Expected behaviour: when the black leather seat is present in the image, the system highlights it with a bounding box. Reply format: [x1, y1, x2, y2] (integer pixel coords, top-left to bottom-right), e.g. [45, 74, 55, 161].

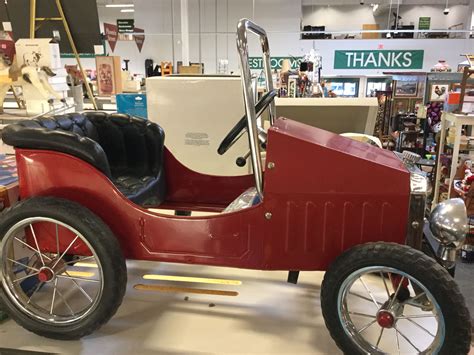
[1, 112, 166, 206]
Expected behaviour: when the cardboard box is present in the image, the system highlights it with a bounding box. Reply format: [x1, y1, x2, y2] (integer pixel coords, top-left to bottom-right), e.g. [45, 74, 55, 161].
[96, 56, 123, 96]
[178, 64, 203, 74]
[15, 38, 61, 70]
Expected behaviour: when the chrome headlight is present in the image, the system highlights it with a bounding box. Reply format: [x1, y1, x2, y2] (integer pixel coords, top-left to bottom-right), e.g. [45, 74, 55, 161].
[429, 198, 468, 248]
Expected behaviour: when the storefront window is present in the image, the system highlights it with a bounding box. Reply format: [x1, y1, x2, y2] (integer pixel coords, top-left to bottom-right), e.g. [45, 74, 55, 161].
[366, 78, 391, 97]
[324, 78, 360, 98]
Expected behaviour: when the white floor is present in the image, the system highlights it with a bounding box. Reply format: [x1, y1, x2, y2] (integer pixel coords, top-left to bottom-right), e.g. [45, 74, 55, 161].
[0, 261, 342, 355]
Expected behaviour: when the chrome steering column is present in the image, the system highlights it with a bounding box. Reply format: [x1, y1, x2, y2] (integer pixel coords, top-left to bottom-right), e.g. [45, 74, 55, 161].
[236, 19, 275, 200]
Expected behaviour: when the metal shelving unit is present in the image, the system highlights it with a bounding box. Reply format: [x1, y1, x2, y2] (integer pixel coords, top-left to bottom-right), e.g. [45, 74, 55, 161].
[433, 112, 474, 206]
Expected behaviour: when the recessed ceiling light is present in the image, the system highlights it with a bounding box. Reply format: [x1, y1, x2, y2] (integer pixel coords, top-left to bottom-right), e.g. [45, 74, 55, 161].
[106, 4, 134, 8]
[120, 8, 134, 12]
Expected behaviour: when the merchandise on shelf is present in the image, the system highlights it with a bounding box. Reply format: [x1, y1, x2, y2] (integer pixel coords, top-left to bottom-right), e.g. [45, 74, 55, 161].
[431, 60, 452, 73]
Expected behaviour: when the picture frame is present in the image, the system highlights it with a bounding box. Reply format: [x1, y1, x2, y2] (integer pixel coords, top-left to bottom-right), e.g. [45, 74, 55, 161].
[394, 80, 419, 97]
[95, 55, 122, 96]
[391, 97, 410, 116]
[429, 84, 450, 102]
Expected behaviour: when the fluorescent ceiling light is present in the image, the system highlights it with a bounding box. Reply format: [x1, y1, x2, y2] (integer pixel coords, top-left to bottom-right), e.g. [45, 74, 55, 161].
[106, 4, 134, 8]
[120, 8, 134, 12]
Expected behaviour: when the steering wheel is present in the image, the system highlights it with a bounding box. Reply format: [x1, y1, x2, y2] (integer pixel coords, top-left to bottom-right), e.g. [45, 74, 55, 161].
[217, 90, 277, 155]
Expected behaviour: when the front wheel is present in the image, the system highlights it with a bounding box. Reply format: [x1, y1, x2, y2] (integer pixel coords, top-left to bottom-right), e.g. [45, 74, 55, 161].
[321, 242, 471, 355]
[0, 197, 127, 339]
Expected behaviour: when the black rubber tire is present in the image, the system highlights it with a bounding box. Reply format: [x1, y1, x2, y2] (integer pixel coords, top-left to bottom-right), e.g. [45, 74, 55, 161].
[320, 242, 471, 355]
[0, 197, 127, 340]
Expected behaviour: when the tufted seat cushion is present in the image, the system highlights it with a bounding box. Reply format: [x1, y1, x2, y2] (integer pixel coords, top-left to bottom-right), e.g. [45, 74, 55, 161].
[1, 112, 166, 206]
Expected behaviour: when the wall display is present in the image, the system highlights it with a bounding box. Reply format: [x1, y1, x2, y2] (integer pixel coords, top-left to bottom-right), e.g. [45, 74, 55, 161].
[394, 81, 418, 97]
[334, 50, 424, 70]
[430, 84, 450, 101]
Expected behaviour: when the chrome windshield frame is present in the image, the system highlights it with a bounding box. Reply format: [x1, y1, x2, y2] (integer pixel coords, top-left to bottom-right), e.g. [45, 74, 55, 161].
[236, 18, 275, 200]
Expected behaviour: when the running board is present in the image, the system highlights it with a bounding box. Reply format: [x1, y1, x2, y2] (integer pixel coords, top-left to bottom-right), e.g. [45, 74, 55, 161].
[134, 284, 239, 296]
[142, 274, 242, 285]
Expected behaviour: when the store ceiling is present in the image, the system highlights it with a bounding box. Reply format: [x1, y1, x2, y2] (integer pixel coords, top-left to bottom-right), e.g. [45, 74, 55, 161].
[302, 0, 470, 5]
[96, 0, 135, 6]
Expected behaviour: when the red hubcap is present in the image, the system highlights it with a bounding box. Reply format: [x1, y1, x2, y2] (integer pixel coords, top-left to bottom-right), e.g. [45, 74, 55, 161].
[377, 311, 394, 328]
[37, 267, 54, 282]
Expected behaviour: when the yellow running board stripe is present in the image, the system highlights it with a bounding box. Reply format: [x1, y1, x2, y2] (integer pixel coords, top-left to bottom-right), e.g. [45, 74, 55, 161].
[142, 274, 242, 286]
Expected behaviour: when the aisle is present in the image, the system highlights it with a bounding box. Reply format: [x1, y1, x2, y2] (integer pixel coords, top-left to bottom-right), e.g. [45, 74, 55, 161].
[0, 261, 341, 355]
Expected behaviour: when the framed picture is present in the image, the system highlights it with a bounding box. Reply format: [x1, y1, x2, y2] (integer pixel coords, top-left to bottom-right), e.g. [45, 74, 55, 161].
[95, 56, 122, 96]
[392, 98, 410, 116]
[430, 84, 449, 102]
[394, 81, 418, 97]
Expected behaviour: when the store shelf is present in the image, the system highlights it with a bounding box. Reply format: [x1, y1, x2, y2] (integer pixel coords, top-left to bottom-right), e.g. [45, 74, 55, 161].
[433, 112, 474, 206]
[275, 97, 378, 106]
[446, 144, 474, 151]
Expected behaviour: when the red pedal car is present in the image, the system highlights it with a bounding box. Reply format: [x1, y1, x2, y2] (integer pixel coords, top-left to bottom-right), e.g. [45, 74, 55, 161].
[0, 20, 471, 354]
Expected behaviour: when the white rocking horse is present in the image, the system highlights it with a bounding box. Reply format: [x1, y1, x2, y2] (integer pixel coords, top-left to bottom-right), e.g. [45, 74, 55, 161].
[0, 53, 64, 113]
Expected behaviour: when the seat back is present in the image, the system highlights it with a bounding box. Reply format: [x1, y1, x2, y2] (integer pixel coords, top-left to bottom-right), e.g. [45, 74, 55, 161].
[2, 112, 167, 206]
[82, 112, 165, 179]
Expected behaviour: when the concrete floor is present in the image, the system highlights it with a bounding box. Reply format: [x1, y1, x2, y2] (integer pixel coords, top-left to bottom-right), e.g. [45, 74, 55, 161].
[1, 259, 472, 354]
[0, 261, 341, 355]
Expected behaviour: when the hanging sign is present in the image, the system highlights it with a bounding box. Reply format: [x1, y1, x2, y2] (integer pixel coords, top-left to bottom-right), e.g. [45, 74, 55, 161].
[133, 27, 145, 52]
[418, 17, 431, 30]
[249, 56, 303, 70]
[117, 19, 135, 34]
[104, 23, 118, 52]
[334, 50, 424, 70]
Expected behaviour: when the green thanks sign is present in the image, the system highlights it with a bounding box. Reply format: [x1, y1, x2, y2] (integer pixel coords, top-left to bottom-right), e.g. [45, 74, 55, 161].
[249, 57, 302, 70]
[334, 50, 424, 70]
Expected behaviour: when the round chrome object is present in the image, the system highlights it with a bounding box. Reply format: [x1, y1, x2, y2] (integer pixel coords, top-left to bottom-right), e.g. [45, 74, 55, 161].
[429, 198, 468, 248]
[338, 266, 445, 354]
[0, 217, 104, 325]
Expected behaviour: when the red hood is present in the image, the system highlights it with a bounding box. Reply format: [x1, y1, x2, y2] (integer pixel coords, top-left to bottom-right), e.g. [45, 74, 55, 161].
[271, 117, 407, 174]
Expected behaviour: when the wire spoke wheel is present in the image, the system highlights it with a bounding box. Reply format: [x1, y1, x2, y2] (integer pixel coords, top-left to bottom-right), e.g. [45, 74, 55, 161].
[0, 197, 126, 339]
[321, 242, 472, 355]
[339, 267, 443, 354]
[1, 217, 104, 324]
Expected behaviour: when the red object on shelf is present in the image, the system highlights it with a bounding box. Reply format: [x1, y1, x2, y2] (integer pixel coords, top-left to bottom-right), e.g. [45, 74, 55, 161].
[447, 91, 461, 105]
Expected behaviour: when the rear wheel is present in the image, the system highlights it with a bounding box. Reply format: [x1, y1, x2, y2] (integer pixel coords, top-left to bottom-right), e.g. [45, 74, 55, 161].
[0, 197, 127, 339]
[321, 242, 471, 355]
